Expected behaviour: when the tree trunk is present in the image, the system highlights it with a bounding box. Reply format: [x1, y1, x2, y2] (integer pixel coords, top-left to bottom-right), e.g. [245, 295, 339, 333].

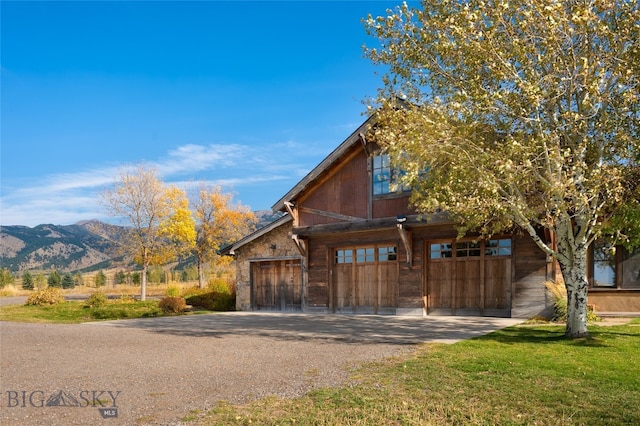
[141, 264, 147, 301]
[197, 257, 205, 289]
[556, 242, 590, 338]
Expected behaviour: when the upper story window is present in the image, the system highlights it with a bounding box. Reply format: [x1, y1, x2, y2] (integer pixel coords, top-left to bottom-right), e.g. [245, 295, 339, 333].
[372, 154, 410, 196]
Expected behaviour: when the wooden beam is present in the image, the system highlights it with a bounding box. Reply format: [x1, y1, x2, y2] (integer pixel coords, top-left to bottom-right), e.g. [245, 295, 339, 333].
[397, 224, 413, 267]
[292, 212, 452, 236]
[359, 132, 373, 156]
[298, 206, 366, 223]
[291, 234, 307, 258]
[284, 201, 297, 224]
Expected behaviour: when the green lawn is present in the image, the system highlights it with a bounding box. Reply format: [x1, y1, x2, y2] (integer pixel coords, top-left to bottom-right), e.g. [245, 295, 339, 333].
[0, 300, 166, 323]
[198, 321, 640, 425]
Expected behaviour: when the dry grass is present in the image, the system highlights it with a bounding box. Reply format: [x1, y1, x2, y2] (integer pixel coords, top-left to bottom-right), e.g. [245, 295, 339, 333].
[0, 281, 203, 298]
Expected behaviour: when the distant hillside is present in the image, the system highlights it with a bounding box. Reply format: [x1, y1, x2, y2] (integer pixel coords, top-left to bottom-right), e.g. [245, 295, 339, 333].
[0, 211, 283, 273]
[254, 210, 285, 228]
[0, 221, 122, 273]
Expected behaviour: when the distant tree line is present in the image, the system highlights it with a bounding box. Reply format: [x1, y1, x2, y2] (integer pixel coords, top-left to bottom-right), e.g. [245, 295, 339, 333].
[13, 266, 213, 291]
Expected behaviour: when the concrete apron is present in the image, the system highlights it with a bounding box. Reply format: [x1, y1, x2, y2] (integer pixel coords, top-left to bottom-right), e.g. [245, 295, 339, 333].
[90, 312, 524, 345]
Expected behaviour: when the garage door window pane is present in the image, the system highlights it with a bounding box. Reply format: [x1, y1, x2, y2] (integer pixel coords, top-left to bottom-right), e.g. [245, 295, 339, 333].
[336, 249, 353, 264]
[356, 248, 375, 263]
[486, 239, 511, 256]
[456, 241, 481, 257]
[430, 243, 453, 259]
[378, 246, 397, 262]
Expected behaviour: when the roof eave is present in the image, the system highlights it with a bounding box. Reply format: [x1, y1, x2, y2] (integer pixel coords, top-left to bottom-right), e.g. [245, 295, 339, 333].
[271, 113, 377, 213]
[219, 214, 292, 256]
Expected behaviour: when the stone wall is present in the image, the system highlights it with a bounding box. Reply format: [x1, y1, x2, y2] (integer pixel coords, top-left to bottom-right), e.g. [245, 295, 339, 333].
[233, 220, 302, 311]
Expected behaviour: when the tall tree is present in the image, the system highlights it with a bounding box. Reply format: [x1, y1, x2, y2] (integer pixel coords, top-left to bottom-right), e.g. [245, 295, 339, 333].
[94, 270, 107, 287]
[192, 186, 256, 288]
[34, 273, 46, 290]
[73, 273, 84, 288]
[62, 272, 76, 289]
[22, 270, 34, 290]
[158, 186, 197, 262]
[47, 270, 62, 288]
[364, 0, 639, 337]
[102, 165, 195, 300]
[0, 268, 14, 288]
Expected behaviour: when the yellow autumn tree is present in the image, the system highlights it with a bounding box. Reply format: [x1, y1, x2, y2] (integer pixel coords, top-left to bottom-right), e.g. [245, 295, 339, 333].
[364, 0, 639, 337]
[158, 186, 197, 261]
[102, 165, 195, 300]
[192, 186, 256, 288]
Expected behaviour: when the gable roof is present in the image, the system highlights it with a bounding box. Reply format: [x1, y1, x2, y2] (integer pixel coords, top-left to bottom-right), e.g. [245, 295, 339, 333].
[271, 114, 377, 213]
[219, 214, 292, 256]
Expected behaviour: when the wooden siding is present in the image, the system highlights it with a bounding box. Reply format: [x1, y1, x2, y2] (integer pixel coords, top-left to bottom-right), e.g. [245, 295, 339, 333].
[372, 195, 413, 219]
[296, 146, 415, 227]
[307, 238, 329, 308]
[398, 240, 423, 309]
[298, 148, 369, 227]
[512, 235, 548, 317]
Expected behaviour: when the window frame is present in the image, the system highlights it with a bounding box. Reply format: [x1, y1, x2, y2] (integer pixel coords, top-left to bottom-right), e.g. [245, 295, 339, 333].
[429, 238, 512, 260]
[372, 154, 411, 196]
[334, 245, 399, 265]
[588, 242, 640, 290]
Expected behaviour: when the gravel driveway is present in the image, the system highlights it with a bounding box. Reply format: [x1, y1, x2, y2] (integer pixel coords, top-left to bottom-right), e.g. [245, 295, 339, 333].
[1, 312, 521, 425]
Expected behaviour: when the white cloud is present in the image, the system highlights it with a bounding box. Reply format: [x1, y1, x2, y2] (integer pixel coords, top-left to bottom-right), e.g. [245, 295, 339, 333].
[0, 139, 327, 227]
[157, 144, 245, 176]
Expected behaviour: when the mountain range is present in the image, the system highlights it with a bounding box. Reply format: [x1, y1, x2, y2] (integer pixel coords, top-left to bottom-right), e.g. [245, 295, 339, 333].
[0, 211, 281, 273]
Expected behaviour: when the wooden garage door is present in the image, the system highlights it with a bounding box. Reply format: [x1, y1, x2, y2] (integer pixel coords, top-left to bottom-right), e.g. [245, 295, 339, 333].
[427, 239, 512, 316]
[252, 260, 302, 311]
[333, 246, 398, 314]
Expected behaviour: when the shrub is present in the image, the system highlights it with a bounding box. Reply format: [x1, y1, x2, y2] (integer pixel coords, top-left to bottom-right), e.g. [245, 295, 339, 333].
[181, 278, 235, 311]
[165, 284, 181, 297]
[85, 292, 108, 308]
[185, 292, 216, 310]
[0, 284, 18, 297]
[159, 296, 187, 314]
[208, 277, 235, 294]
[185, 279, 235, 311]
[544, 280, 600, 322]
[182, 285, 206, 298]
[25, 288, 65, 306]
[119, 294, 136, 303]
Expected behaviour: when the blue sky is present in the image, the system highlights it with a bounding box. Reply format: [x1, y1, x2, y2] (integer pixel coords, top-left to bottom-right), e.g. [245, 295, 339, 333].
[1, 0, 400, 227]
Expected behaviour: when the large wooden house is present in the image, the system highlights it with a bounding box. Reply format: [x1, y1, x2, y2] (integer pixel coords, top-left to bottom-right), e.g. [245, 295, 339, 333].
[224, 116, 640, 317]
